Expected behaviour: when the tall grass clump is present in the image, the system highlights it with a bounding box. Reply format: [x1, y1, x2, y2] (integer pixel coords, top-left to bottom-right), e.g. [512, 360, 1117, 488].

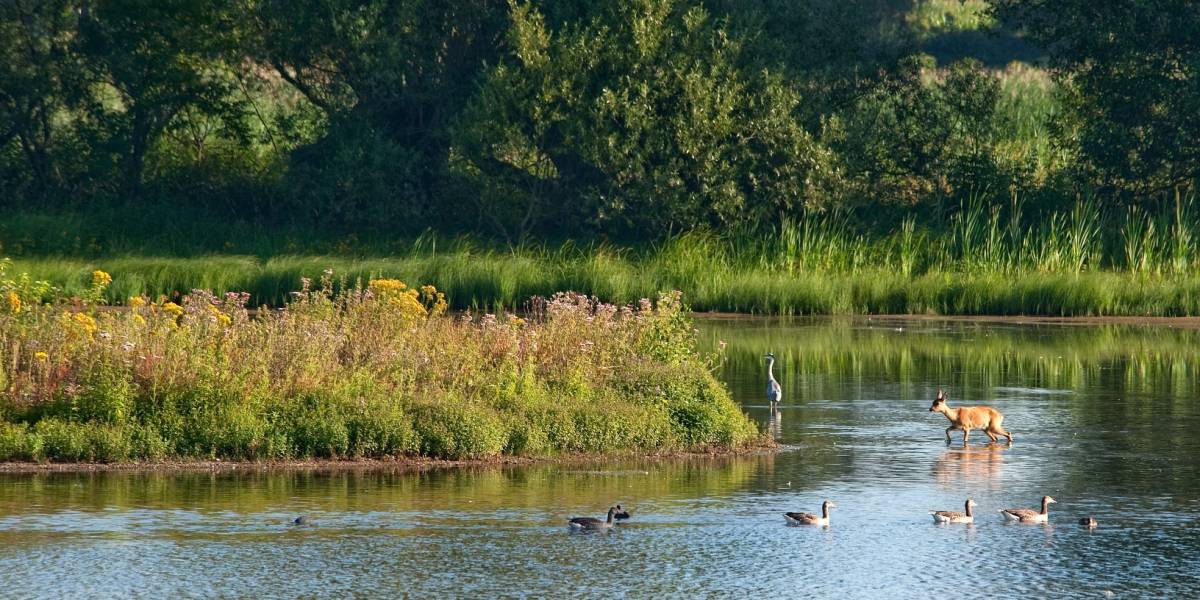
[0, 268, 760, 463]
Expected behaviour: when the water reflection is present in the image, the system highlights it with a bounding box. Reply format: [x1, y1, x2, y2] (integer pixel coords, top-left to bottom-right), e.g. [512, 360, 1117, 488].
[767, 406, 783, 440]
[932, 444, 1007, 488]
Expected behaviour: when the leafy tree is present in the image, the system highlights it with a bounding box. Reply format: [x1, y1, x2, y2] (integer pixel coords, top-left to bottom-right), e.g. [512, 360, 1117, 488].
[992, 0, 1200, 195]
[246, 0, 507, 225]
[830, 56, 1009, 207]
[0, 0, 81, 197]
[456, 0, 837, 240]
[74, 0, 246, 192]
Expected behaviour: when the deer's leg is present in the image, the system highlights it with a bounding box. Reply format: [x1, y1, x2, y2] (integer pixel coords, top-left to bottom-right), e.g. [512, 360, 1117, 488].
[962, 427, 971, 446]
[945, 426, 956, 444]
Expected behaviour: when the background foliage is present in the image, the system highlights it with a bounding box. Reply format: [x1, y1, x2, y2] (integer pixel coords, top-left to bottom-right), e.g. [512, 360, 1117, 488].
[3, 0, 1197, 244]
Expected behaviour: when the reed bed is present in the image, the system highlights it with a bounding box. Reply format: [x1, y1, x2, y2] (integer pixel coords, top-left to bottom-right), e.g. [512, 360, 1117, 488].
[0, 273, 759, 463]
[6, 194, 1200, 317]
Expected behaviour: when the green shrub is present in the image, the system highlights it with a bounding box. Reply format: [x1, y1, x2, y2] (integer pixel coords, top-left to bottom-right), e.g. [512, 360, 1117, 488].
[74, 366, 136, 424]
[282, 392, 351, 459]
[35, 419, 90, 462]
[412, 402, 507, 459]
[0, 422, 40, 461]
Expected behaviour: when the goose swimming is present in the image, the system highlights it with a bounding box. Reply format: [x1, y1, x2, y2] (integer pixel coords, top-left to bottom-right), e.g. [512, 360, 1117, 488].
[931, 499, 977, 524]
[1000, 496, 1056, 523]
[785, 500, 835, 526]
[569, 507, 619, 531]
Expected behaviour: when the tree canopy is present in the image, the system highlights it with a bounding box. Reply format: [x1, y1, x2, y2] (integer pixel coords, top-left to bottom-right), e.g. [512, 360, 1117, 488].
[1, 0, 1196, 240]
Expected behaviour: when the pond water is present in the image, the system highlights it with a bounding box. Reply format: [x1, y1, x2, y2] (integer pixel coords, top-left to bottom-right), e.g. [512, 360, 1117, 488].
[3, 317, 1200, 598]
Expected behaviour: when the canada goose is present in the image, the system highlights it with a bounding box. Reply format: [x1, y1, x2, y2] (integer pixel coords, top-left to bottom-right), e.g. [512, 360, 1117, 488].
[614, 505, 631, 520]
[569, 507, 618, 531]
[293, 515, 313, 525]
[1000, 496, 1056, 523]
[931, 499, 977, 524]
[785, 500, 835, 526]
[1080, 517, 1097, 528]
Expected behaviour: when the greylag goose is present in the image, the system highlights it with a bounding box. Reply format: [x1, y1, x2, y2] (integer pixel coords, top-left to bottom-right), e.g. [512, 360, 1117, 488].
[569, 507, 618, 531]
[931, 499, 977, 524]
[785, 500, 835, 526]
[999, 496, 1056, 523]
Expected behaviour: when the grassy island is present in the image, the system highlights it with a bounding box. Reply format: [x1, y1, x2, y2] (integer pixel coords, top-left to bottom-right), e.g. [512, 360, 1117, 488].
[0, 267, 759, 463]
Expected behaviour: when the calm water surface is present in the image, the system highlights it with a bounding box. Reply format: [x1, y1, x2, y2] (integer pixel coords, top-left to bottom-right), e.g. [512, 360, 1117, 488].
[3, 318, 1200, 598]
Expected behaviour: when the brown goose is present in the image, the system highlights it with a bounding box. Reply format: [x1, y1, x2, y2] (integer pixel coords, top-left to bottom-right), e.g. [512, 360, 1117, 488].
[784, 500, 835, 526]
[999, 495, 1056, 523]
[569, 507, 618, 531]
[931, 499, 977, 524]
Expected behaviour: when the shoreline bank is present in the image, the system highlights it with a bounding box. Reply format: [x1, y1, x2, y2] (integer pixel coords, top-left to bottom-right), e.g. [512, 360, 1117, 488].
[0, 441, 781, 474]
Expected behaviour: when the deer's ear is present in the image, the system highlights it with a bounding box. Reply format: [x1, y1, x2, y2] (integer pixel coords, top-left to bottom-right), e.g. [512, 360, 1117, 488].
[936, 389, 945, 400]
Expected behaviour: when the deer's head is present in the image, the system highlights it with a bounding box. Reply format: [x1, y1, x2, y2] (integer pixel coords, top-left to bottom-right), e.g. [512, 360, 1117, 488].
[929, 389, 948, 413]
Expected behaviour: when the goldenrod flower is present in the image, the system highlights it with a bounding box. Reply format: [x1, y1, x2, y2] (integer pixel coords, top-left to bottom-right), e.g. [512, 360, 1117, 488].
[217, 313, 232, 327]
[132, 314, 146, 325]
[34, 351, 48, 362]
[162, 302, 184, 317]
[369, 279, 407, 294]
[92, 270, 112, 287]
[73, 312, 97, 333]
[5, 291, 20, 313]
[129, 296, 147, 308]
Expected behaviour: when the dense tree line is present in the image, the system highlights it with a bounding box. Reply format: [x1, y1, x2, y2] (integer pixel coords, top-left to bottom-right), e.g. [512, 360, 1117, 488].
[1, 0, 1197, 241]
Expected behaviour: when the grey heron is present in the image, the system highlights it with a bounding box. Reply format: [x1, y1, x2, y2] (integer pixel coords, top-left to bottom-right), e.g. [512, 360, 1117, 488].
[765, 352, 782, 411]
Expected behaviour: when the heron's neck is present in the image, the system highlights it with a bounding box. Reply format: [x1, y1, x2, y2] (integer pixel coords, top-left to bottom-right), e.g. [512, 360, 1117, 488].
[767, 359, 776, 380]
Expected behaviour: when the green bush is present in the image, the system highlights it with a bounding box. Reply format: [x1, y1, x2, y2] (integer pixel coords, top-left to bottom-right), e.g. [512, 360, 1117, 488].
[35, 419, 90, 461]
[74, 366, 136, 424]
[0, 422, 40, 461]
[412, 402, 508, 460]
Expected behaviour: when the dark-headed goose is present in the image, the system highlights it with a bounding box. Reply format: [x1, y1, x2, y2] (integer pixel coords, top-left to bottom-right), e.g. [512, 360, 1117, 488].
[569, 507, 618, 531]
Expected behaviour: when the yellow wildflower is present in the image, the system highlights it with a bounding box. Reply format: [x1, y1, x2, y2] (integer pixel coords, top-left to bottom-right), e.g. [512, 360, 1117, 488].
[132, 314, 146, 325]
[92, 270, 112, 287]
[73, 312, 97, 333]
[162, 302, 184, 317]
[129, 296, 147, 308]
[216, 313, 232, 327]
[35, 351, 48, 362]
[5, 291, 20, 313]
[369, 279, 408, 294]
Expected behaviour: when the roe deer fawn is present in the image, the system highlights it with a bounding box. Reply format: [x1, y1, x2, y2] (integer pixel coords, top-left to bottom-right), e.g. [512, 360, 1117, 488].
[928, 389, 1013, 445]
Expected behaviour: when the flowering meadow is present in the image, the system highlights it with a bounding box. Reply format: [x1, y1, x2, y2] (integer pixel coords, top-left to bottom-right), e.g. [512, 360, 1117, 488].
[0, 262, 758, 462]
